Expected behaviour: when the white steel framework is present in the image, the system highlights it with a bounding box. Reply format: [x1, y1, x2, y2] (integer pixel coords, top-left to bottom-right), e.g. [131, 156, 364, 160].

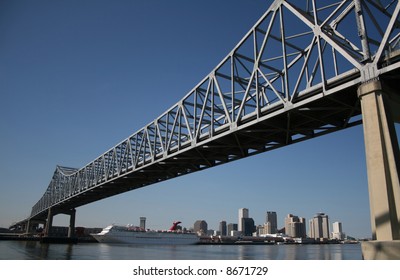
[25, 0, 400, 223]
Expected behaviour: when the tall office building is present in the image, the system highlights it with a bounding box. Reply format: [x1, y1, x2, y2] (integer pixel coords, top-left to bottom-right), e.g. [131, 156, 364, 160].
[238, 208, 249, 232]
[284, 214, 306, 238]
[227, 223, 238, 236]
[194, 220, 208, 235]
[241, 218, 256, 236]
[139, 217, 146, 230]
[266, 211, 278, 234]
[219, 221, 227, 236]
[332, 221, 345, 240]
[309, 212, 330, 240]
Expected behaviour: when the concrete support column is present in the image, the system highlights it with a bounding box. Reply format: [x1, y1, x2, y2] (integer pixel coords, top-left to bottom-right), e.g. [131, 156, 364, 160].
[358, 79, 400, 241]
[44, 208, 54, 237]
[25, 220, 31, 234]
[68, 209, 76, 238]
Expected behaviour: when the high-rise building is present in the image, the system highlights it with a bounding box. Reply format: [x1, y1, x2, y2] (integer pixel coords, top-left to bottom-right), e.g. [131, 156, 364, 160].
[227, 223, 238, 236]
[332, 221, 345, 240]
[257, 223, 271, 236]
[194, 220, 208, 235]
[238, 208, 249, 232]
[309, 212, 330, 240]
[140, 217, 146, 230]
[241, 218, 256, 236]
[266, 211, 278, 234]
[284, 214, 306, 238]
[219, 221, 227, 236]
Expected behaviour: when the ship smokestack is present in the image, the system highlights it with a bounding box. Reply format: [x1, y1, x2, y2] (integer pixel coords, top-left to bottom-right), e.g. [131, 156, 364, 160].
[169, 221, 182, 231]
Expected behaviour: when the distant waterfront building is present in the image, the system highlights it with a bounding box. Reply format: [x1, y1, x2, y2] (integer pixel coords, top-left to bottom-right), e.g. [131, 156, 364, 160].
[219, 221, 227, 236]
[332, 221, 346, 240]
[241, 218, 256, 236]
[256, 225, 264, 236]
[213, 230, 220, 236]
[284, 214, 306, 238]
[309, 213, 330, 240]
[140, 217, 146, 230]
[266, 211, 278, 234]
[227, 223, 238, 236]
[238, 208, 249, 232]
[207, 229, 215, 236]
[194, 220, 208, 236]
[257, 224, 269, 236]
[230, 230, 240, 237]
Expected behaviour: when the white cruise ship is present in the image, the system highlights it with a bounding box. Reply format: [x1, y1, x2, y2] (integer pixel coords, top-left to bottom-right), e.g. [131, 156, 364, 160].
[91, 221, 199, 245]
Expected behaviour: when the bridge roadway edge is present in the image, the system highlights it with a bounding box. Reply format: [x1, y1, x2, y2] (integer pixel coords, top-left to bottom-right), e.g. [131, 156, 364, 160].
[8, 1, 400, 260]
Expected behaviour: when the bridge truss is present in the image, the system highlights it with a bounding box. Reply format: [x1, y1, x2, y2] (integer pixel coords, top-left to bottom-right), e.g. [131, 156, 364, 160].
[29, 0, 400, 221]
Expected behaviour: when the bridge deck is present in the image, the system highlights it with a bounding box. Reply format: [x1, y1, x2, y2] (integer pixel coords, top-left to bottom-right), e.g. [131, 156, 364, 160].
[13, 0, 400, 226]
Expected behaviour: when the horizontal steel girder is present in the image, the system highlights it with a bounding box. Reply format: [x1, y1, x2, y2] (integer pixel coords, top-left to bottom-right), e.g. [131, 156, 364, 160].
[28, 0, 400, 220]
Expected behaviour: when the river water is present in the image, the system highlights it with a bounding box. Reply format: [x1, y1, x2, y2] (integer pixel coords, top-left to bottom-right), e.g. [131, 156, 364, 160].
[0, 240, 362, 260]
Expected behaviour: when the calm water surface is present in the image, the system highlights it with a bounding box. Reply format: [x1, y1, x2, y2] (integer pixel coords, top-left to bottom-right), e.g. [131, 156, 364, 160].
[0, 240, 362, 260]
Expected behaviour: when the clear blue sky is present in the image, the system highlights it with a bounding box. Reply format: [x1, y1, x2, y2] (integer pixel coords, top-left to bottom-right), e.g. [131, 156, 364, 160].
[1, 0, 398, 239]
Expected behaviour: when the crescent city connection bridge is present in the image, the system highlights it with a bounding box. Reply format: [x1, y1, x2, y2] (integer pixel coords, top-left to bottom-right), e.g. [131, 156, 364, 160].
[11, 0, 400, 253]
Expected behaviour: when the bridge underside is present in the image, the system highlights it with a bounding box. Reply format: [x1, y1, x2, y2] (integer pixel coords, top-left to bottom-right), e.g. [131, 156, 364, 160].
[32, 81, 366, 221]
[28, 72, 400, 225]
[12, 1, 400, 252]
[30, 67, 400, 222]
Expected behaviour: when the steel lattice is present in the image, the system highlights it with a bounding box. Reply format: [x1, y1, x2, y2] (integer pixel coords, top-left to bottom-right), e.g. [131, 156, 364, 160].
[28, 0, 400, 220]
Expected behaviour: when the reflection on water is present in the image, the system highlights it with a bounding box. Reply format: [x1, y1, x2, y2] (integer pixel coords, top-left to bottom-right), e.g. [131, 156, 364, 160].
[0, 241, 362, 260]
[12, 241, 75, 260]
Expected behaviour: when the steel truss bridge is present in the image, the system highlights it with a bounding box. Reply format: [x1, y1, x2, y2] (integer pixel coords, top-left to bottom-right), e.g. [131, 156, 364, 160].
[12, 0, 400, 242]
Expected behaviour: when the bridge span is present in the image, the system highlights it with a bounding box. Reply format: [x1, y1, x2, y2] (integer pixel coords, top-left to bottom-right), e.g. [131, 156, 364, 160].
[10, 0, 400, 255]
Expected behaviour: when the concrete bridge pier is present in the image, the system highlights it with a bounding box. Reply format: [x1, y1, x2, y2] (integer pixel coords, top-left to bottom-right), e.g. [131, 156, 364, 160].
[66, 208, 76, 238]
[44, 207, 54, 237]
[43, 207, 76, 240]
[358, 79, 400, 259]
[25, 220, 31, 234]
[25, 219, 45, 235]
[22, 220, 28, 233]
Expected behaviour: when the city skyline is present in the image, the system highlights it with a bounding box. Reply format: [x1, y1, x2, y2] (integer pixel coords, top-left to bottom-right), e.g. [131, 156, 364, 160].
[189, 209, 345, 239]
[1, 0, 399, 239]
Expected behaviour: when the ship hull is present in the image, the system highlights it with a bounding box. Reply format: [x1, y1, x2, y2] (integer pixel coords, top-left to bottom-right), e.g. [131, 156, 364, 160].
[91, 227, 199, 245]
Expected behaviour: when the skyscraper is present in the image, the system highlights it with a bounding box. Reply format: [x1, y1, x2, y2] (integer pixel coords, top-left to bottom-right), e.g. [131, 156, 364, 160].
[238, 208, 249, 232]
[309, 212, 330, 240]
[140, 217, 146, 230]
[227, 223, 238, 236]
[241, 218, 256, 236]
[284, 214, 306, 238]
[332, 221, 345, 240]
[219, 221, 227, 236]
[266, 211, 278, 234]
[194, 220, 208, 235]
